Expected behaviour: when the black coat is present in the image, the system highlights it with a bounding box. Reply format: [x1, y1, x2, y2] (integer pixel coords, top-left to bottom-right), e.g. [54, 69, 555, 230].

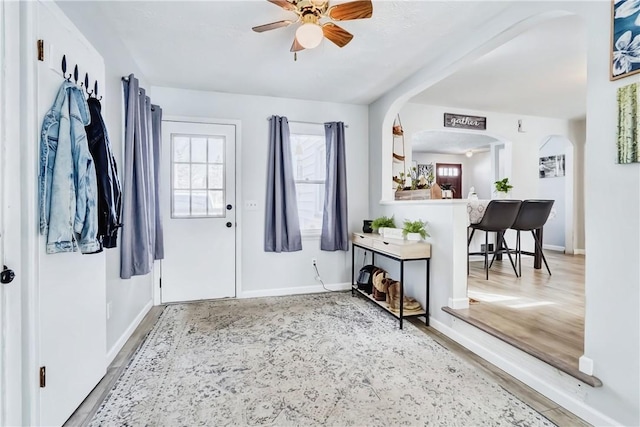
[85, 97, 122, 249]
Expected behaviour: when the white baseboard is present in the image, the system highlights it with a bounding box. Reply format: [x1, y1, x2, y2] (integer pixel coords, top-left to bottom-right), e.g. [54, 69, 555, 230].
[574, 248, 586, 255]
[579, 356, 594, 375]
[106, 300, 153, 366]
[240, 283, 351, 299]
[543, 244, 565, 252]
[448, 297, 470, 309]
[429, 317, 620, 427]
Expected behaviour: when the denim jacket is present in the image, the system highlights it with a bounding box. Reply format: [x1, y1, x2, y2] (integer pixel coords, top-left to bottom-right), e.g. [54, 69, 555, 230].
[39, 81, 100, 254]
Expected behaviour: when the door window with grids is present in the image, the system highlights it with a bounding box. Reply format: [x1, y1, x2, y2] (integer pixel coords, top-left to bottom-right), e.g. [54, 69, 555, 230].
[171, 134, 225, 217]
[290, 123, 326, 234]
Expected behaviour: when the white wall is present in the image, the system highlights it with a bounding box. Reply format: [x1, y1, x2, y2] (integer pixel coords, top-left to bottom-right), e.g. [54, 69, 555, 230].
[396, 102, 573, 205]
[466, 151, 492, 200]
[150, 87, 369, 295]
[569, 118, 586, 252]
[57, 3, 155, 358]
[369, 3, 639, 425]
[539, 136, 568, 248]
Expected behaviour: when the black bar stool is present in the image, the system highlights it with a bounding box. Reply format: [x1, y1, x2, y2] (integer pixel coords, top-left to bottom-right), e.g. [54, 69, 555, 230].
[467, 200, 522, 279]
[510, 199, 555, 276]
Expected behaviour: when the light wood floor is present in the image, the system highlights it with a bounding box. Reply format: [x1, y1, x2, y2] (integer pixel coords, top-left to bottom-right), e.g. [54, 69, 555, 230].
[462, 250, 585, 371]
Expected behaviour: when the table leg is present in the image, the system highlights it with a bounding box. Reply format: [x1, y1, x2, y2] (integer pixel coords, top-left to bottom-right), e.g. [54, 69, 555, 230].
[399, 260, 404, 329]
[495, 230, 504, 261]
[351, 243, 355, 296]
[425, 259, 430, 326]
[534, 227, 543, 269]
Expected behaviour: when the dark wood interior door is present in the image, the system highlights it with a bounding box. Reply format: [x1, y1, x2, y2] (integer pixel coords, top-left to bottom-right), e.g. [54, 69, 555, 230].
[436, 163, 462, 199]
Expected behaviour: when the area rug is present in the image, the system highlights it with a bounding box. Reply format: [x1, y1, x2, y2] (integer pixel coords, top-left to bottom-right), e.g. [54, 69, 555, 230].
[90, 292, 554, 426]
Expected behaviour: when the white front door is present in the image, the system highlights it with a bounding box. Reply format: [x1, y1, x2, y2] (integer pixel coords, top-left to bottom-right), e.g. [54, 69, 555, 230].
[36, 3, 107, 425]
[161, 121, 236, 303]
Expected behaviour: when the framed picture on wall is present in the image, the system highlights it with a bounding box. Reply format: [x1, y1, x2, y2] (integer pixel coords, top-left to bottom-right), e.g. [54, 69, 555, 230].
[611, 0, 640, 80]
[539, 155, 565, 178]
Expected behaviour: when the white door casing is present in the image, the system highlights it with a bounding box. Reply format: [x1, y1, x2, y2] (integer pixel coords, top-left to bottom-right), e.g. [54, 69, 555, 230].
[161, 121, 236, 303]
[36, 3, 107, 425]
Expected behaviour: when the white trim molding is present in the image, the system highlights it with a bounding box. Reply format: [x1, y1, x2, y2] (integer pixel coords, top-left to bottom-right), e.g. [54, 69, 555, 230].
[574, 248, 585, 255]
[578, 356, 594, 376]
[430, 317, 620, 427]
[106, 301, 153, 366]
[448, 297, 470, 309]
[543, 244, 565, 252]
[240, 283, 351, 299]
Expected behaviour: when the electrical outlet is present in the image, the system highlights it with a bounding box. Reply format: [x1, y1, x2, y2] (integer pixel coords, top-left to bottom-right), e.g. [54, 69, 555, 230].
[311, 258, 317, 267]
[106, 302, 112, 320]
[245, 200, 258, 211]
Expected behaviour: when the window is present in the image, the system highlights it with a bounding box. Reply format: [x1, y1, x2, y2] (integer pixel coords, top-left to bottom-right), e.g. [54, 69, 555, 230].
[171, 134, 225, 218]
[289, 123, 326, 234]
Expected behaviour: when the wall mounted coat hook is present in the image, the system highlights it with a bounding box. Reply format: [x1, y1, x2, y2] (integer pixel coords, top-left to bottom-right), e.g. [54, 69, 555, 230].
[61, 55, 72, 81]
[85, 73, 94, 97]
[94, 80, 102, 101]
[73, 64, 79, 84]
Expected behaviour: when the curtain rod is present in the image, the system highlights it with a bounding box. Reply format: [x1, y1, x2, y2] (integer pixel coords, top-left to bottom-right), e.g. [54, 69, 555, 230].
[266, 118, 349, 128]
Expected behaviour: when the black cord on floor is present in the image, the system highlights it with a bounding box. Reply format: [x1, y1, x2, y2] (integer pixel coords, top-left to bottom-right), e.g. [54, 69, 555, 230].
[313, 262, 339, 292]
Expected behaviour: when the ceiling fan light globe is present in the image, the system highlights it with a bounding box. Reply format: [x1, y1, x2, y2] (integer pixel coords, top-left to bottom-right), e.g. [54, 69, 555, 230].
[295, 23, 323, 49]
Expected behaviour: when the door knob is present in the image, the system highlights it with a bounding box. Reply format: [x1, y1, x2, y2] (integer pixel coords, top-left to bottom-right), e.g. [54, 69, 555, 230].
[226, 204, 232, 210]
[226, 222, 233, 228]
[1, 265, 15, 284]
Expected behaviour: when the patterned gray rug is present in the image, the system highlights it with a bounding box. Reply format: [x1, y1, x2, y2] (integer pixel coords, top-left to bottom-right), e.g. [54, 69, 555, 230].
[90, 292, 554, 426]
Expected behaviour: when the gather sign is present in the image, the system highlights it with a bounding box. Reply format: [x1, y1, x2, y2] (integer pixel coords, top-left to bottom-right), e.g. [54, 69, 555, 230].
[444, 113, 486, 130]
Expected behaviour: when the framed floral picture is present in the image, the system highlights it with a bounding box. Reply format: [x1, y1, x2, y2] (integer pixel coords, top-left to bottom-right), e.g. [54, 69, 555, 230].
[612, 0, 640, 80]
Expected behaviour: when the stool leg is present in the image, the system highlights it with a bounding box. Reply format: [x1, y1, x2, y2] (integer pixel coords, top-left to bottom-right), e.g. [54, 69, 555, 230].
[499, 233, 519, 277]
[531, 230, 552, 275]
[484, 231, 489, 280]
[517, 230, 522, 277]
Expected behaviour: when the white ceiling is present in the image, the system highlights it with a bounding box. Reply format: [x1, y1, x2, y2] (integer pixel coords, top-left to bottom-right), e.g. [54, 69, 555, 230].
[409, 14, 587, 120]
[58, 1, 509, 104]
[412, 130, 498, 154]
[58, 2, 586, 118]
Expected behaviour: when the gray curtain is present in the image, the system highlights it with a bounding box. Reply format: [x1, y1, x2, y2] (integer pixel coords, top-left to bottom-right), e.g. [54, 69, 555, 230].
[321, 122, 348, 251]
[151, 105, 164, 259]
[264, 115, 302, 252]
[120, 74, 163, 279]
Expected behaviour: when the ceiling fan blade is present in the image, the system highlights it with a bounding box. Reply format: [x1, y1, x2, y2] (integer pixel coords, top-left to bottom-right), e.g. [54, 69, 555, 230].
[327, 0, 372, 21]
[252, 20, 293, 33]
[267, 0, 297, 11]
[322, 23, 354, 48]
[290, 37, 305, 52]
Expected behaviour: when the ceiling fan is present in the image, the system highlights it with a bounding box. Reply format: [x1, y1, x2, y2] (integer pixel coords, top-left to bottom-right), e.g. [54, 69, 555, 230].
[252, 0, 373, 54]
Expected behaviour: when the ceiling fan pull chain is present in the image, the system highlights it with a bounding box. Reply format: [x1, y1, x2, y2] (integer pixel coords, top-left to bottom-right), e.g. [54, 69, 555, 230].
[294, 52, 297, 61]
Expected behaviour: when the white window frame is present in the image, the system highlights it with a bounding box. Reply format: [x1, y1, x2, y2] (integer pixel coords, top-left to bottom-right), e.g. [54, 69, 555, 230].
[289, 122, 326, 237]
[170, 133, 226, 219]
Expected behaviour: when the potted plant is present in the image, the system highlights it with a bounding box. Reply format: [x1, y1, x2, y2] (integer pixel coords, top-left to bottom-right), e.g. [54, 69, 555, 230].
[371, 215, 396, 234]
[440, 183, 455, 199]
[402, 219, 429, 241]
[494, 177, 513, 198]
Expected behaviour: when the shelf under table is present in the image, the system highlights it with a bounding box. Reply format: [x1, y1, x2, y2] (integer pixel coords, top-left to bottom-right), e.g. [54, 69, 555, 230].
[352, 287, 426, 319]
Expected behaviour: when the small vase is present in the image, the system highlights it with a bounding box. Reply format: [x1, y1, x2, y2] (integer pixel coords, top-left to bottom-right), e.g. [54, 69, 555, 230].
[496, 191, 508, 199]
[363, 220, 373, 233]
